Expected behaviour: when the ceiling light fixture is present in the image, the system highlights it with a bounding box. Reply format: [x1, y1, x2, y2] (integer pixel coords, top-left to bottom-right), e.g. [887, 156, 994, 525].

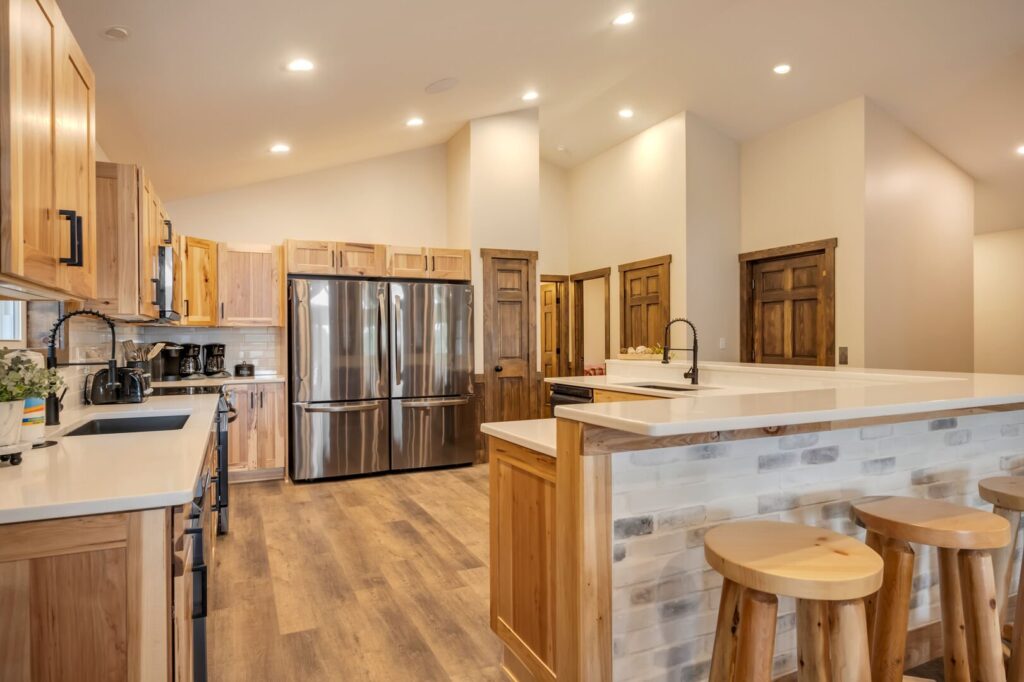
[269, 143, 291, 154]
[522, 90, 539, 102]
[425, 77, 459, 94]
[612, 11, 635, 26]
[773, 63, 792, 75]
[618, 108, 634, 119]
[103, 25, 130, 41]
[286, 58, 315, 72]
[1017, 144, 1024, 156]
[406, 117, 424, 127]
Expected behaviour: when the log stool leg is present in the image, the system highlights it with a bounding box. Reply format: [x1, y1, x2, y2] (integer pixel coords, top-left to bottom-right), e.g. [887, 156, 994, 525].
[937, 547, 971, 682]
[871, 537, 915, 682]
[709, 579, 742, 682]
[734, 588, 778, 682]
[797, 599, 830, 681]
[959, 549, 1007, 682]
[991, 506, 1020, 627]
[1009, 550, 1024, 681]
[829, 599, 871, 682]
[863, 530, 883, 645]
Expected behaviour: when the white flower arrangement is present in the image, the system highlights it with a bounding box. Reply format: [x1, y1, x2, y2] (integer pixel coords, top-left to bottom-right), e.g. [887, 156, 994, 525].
[0, 348, 64, 402]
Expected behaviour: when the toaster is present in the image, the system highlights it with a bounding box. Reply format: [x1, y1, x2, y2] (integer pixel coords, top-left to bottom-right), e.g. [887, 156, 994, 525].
[85, 367, 148, 405]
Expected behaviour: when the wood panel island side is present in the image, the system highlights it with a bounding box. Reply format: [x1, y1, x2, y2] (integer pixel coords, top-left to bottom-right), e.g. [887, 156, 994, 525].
[484, 361, 1024, 682]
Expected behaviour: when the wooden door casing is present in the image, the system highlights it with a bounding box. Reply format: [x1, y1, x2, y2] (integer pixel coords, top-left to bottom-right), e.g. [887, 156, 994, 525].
[483, 249, 538, 422]
[619, 255, 671, 351]
[570, 268, 611, 376]
[740, 239, 837, 366]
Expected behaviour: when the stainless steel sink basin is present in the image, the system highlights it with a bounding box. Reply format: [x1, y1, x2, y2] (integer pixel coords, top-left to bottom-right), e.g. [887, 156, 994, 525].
[64, 414, 189, 437]
[621, 382, 713, 392]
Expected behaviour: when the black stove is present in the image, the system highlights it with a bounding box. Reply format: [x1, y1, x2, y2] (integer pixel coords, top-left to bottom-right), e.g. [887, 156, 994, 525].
[151, 385, 223, 396]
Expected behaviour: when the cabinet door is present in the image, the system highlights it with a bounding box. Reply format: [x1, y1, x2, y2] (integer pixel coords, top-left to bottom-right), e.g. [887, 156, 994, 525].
[428, 248, 471, 280]
[218, 243, 283, 327]
[171, 233, 185, 324]
[138, 172, 162, 318]
[3, 0, 60, 289]
[285, 240, 336, 275]
[54, 16, 96, 298]
[224, 386, 253, 470]
[255, 383, 285, 469]
[183, 236, 218, 326]
[386, 246, 429, 278]
[336, 242, 386, 277]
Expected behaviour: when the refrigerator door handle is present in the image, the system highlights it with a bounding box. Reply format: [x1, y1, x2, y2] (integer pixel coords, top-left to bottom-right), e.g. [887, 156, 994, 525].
[394, 295, 403, 385]
[296, 401, 380, 414]
[378, 288, 386, 383]
[402, 397, 471, 409]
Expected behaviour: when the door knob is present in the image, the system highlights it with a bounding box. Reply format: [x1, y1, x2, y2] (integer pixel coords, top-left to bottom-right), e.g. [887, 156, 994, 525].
[494, 365, 503, 372]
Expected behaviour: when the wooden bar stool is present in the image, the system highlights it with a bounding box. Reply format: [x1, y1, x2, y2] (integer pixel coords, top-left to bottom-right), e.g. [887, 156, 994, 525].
[853, 496, 1011, 682]
[704, 520, 883, 682]
[979, 477, 1024, 680]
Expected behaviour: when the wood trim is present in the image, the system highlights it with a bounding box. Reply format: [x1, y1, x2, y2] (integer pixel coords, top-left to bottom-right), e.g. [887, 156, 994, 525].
[555, 418, 612, 681]
[230, 467, 285, 483]
[127, 508, 171, 682]
[0, 513, 128, 562]
[737, 238, 838, 263]
[541, 275, 571, 378]
[481, 248, 540, 260]
[571, 269, 611, 376]
[540, 274, 569, 283]
[616, 254, 672, 273]
[739, 238, 837, 366]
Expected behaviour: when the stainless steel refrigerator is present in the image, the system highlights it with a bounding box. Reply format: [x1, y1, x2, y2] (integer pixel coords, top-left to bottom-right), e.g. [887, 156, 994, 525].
[288, 278, 474, 481]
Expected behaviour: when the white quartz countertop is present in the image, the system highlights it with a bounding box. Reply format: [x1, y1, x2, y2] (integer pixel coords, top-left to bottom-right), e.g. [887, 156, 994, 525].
[548, 360, 1024, 438]
[545, 374, 764, 399]
[152, 374, 285, 388]
[481, 419, 557, 457]
[0, 394, 220, 524]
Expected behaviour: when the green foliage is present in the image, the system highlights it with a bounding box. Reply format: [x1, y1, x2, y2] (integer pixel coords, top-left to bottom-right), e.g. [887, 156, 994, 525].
[0, 349, 65, 402]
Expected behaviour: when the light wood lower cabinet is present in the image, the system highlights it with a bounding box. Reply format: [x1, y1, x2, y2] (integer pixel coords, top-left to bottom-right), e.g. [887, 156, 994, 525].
[225, 382, 286, 481]
[489, 436, 557, 682]
[218, 243, 283, 326]
[592, 389, 660, 404]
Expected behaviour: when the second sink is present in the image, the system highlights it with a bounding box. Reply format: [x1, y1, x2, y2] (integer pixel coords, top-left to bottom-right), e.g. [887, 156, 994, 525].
[64, 414, 189, 437]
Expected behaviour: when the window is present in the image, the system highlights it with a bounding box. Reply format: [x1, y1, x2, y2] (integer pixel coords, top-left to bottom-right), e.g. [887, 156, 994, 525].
[0, 301, 24, 344]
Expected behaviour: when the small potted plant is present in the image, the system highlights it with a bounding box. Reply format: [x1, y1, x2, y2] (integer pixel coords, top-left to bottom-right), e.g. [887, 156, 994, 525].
[0, 349, 64, 446]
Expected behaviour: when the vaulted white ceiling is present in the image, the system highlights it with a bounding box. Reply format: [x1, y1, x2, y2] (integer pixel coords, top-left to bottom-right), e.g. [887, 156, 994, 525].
[59, 0, 1024, 229]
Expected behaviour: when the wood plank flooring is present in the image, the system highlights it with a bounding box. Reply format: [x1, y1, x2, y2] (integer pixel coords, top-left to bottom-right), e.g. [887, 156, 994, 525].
[210, 465, 502, 681]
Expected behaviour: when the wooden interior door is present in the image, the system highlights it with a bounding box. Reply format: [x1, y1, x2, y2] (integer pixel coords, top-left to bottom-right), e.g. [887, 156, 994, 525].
[483, 250, 537, 422]
[752, 253, 831, 365]
[619, 256, 670, 350]
[540, 282, 559, 378]
[54, 18, 95, 298]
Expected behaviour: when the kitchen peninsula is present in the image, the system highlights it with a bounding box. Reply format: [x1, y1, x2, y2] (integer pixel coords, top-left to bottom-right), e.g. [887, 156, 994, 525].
[483, 360, 1024, 681]
[0, 395, 221, 679]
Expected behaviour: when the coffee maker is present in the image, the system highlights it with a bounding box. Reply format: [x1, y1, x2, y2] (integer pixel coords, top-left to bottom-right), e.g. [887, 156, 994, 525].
[203, 343, 229, 377]
[155, 343, 184, 381]
[180, 344, 202, 378]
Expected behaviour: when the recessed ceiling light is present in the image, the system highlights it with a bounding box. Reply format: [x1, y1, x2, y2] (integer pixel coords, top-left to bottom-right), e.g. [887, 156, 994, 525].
[773, 63, 792, 75]
[269, 143, 291, 154]
[103, 25, 130, 41]
[556, 145, 569, 153]
[618, 108, 634, 119]
[612, 11, 635, 26]
[425, 77, 459, 94]
[286, 58, 315, 72]
[522, 90, 539, 102]
[406, 117, 424, 128]
[1017, 144, 1024, 156]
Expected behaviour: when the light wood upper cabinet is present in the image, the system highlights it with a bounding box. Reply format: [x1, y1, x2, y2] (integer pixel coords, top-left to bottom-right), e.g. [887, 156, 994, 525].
[337, 242, 386, 277]
[428, 248, 471, 280]
[1, 0, 97, 298]
[218, 243, 283, 327]
[285, 239, 335, 275]
[387, 246, 430, 278]
[182, 236, 218, 326]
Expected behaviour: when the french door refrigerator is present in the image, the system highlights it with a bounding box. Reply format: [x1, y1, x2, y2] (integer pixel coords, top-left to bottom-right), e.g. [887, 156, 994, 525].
[289, 278, 474, 481]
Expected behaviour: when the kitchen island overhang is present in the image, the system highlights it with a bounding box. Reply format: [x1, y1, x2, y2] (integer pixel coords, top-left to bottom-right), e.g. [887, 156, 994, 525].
[490, 362, 1024, 681]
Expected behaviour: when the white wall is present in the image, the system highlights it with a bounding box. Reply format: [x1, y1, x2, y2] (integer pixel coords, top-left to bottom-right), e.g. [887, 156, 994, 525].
[975, 229, 1024, 374]
[741, 98, 867, 366]
[165, 145, 449, 246]
[568, 113, 688, 353]
[539, 161, 570, 276]
[684, 113, 740, 361]
[446, 126, 471, 248]
[864, 102, 974, 372]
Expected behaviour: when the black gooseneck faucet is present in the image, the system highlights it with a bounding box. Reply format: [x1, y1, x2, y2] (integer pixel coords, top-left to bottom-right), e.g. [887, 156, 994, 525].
[45, 309, 119, 425]
[661, 318, 699, 385]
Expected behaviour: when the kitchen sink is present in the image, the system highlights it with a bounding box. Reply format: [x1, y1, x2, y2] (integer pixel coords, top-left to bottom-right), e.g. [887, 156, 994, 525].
[622, 382, 710, 392]
[64, 414, 189, 437]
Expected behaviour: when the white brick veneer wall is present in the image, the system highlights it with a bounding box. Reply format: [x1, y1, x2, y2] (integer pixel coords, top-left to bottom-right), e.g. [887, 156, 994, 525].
[610, 410, 1024, 681]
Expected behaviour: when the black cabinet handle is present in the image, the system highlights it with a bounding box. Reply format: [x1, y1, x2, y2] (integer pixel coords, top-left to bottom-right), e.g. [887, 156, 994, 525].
[192, 562, 208, 619]
[184, 299, 190, 317]
[151, 278, 160, 306]
[494, 365, 503, 372]
[58, 210, 78, 265]
[259, 390, 263, 409]
[73, 215, 83, 266]
[163, 219, 173, 245]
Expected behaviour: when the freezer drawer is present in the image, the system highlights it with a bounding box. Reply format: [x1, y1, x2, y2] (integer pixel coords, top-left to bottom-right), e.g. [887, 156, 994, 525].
[390, 396, 475, 470]
[290, 400, 389, 480]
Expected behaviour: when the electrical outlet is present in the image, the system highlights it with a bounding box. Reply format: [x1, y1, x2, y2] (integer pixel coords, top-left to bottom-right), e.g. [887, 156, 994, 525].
[719, 337, 726, 350]
[839, 346, 849, 365]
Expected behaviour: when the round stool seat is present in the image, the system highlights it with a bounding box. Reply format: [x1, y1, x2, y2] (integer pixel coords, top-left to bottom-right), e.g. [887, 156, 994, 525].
[979, 476, 1024, 511]
[703, 520, 883, 601]
[854, 496, 1010, 550]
